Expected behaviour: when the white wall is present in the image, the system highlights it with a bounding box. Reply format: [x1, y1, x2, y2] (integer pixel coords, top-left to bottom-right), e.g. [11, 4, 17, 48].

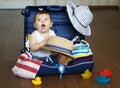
[0, 0, 120, 9]
[36, 0, 120, 6]
[0, 0, 34, 9]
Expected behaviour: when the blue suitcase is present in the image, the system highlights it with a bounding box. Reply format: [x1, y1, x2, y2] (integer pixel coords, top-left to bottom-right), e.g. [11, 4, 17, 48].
[21, 6, 94, 76]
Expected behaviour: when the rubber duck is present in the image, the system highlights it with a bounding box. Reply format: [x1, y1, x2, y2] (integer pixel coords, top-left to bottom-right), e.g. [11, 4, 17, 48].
[26, 34, 30, 40]
[96, 75, 111, 85]
[81, 69, 92, 79]
[32, 76, 42, 86]
[100, 68, 112, 77]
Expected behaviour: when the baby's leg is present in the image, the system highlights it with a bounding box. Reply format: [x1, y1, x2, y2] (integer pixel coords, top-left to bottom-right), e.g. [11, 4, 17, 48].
[58, 54, 67, 65]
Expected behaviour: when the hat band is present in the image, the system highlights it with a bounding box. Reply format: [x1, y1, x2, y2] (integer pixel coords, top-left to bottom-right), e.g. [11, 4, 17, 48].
[74, 13, 86, 27]
[46, 44, 72, 55]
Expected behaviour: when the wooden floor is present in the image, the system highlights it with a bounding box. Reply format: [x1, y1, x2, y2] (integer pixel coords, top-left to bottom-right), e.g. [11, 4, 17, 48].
[0, 8, 120, 88]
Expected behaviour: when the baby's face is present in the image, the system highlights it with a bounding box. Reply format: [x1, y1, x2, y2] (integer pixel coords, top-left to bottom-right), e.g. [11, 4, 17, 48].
[34, 14, 53, 33]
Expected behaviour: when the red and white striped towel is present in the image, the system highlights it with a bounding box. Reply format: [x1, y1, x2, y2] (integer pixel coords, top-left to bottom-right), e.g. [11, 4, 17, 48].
[12, 52, 43, 79]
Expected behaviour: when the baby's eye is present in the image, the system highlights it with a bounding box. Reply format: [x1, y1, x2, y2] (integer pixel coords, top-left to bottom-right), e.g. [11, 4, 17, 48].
[37, 19, 41, 21]
[45, 18, 48, 21]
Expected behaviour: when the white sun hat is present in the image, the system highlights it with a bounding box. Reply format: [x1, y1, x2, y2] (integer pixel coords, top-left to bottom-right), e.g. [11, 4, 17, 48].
[66, 1, 93, 36]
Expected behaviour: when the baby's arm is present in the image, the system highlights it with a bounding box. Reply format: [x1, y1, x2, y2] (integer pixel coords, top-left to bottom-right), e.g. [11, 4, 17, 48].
[29, 32, 50, 51]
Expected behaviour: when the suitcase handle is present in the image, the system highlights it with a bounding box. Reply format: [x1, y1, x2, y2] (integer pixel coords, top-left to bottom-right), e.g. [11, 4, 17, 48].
[21, 7, 31, 17]
[21, 6, 65, 17]
[47, 6, 64, 11]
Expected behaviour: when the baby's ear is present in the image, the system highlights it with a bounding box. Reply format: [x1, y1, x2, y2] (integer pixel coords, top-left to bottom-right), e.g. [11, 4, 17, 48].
[50, 22, 53, 27]
[33, 23, 36, 28]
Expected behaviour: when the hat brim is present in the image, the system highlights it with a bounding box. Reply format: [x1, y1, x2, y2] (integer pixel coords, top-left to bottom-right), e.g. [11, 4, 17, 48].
[67, 1, 91, 36]
[41, 44, 74, 59]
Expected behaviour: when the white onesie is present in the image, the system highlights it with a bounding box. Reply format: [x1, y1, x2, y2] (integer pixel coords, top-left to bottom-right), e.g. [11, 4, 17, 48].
[31, 30, 56, 57]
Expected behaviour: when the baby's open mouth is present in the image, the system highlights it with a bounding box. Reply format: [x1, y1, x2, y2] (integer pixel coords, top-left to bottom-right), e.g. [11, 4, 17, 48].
[41, 24, 46, 29]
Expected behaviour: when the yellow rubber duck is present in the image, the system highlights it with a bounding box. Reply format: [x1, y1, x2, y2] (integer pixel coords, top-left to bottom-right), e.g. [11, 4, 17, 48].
[81, 69, 92, 79]
[26, 34, 30, 40]
[32, 76, 42, 86]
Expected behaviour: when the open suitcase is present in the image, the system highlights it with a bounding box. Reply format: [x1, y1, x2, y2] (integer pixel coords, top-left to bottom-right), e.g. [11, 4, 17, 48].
[21, 5, 94, 76]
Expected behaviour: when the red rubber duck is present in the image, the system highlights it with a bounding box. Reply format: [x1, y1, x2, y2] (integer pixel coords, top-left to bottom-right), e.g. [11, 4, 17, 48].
[100, 68, 112, 77]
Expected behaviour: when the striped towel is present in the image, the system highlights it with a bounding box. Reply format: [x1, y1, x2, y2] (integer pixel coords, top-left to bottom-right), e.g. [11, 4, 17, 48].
[12, 52, 43, 79]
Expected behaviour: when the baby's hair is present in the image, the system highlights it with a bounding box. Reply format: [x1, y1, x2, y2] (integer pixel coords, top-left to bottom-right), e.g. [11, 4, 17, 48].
[34, 10, 52, 23]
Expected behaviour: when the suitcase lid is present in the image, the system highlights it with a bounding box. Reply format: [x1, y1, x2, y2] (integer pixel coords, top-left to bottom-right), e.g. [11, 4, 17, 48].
[22, 6, 85, 43]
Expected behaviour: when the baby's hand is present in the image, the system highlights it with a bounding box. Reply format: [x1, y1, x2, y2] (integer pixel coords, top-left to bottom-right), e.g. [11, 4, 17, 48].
[42, 34, 50, 46]
[44, 34, 50, 41]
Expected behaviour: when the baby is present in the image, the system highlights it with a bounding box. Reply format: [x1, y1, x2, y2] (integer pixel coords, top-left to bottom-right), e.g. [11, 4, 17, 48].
[29, 11, 67, 65]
